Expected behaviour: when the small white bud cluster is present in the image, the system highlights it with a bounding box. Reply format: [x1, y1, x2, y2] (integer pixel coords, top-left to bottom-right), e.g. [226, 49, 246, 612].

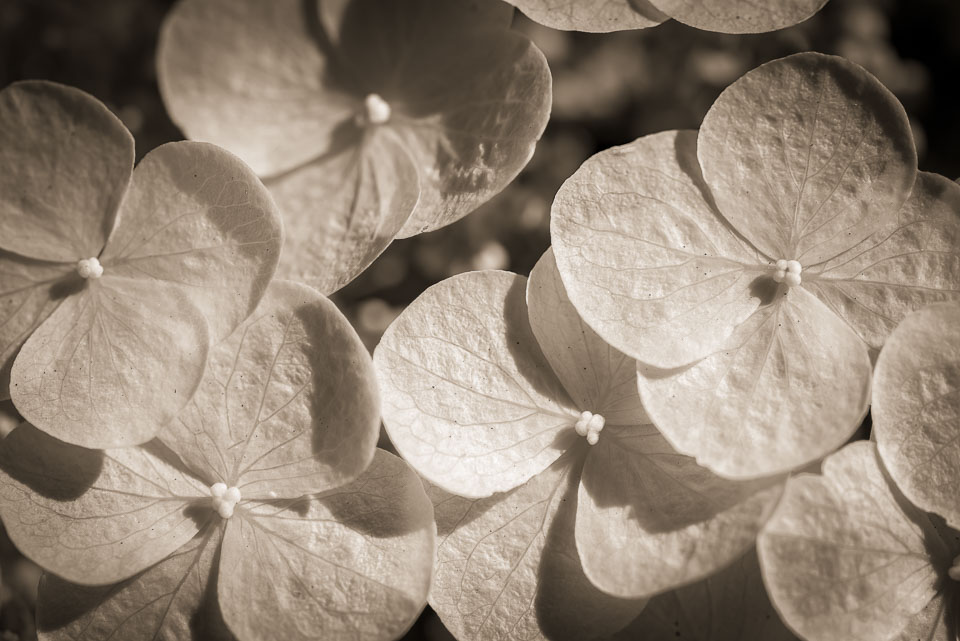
[76, 257, 104, 279]
[949, 554, 960, 581]
[772, 259, 802, 287]
[574, 410, 605, 445]
[210, 482, 241, 519]
[357, 93, 391, 126]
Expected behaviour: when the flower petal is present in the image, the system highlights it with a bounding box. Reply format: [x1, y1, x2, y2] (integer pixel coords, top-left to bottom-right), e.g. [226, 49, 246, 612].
[10, 277, 209, 448]
[757, 441, 952, 641]
[163, 280, 380, 498]
[0, 252, 75, 400]
[551, 130, 766, 369]
[375, 270, 579, 498]
[158, 0, 351, 178]
[36, 526, 233, 641]
[638, 287, 871, 479]
[0, 424, 210, 585]
[805, 172, 960, 352]
[100, 141, 282, 342]
[698, 53, 916, 265]
[0, 81, 133, 262]
[649, 0, 827, 33]
[873, 302, 960, 530]
[266, 129, 420, 295]
[428, 453, 646, 641]
[527, 248, 647, 424]
[608, 548, 799, 641]
[576, 425, 782, 598]
[505, 0, 667, 32]
[218, 450, 435, 641]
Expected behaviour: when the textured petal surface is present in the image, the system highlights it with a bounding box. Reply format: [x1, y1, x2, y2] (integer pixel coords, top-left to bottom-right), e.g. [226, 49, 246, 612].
[375, 270, 579, 498]
[266, 129, 420, 295]
[158, 0, 351, 177]
[0, 252, 74, 400]
[320, 0, 551, 237]
[873, 302, 960, 530]
[526, 249, 647, 424]
[638, 287, 872, 479]
[758, 441, 953, 641]
[0, 81, 133, 262]
[0, 424, 209, 585]
[609, 548, 799, 641]
[428, 453, 646, 641]
[551, 130, 766, 369]
[649, 0, 827, 33]
[806, 172, 960, 352]
[10, 278, 208, 448]
[218, 450, 435, 641]
[699, 53, 916, 265]
[164, 280, 380, 499]
[101, 141, 282, 342]
[504, 0, 666, 32]
[37, 527, 234, 641]
[576, 425, 782, 598]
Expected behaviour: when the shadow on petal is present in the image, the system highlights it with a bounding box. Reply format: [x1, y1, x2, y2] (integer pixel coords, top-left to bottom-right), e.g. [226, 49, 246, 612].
[0, 423, 103, 501]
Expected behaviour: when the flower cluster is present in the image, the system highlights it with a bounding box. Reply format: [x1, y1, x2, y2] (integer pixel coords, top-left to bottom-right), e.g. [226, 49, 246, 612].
[2, 1, 960, 640]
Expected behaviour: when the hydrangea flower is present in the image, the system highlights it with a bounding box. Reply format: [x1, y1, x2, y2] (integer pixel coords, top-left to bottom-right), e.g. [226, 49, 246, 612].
[552, 53, 960, 479]
[758, 302, 960, 641]
[503, 0, 828, 33]
[0, 80, 282, 448]
[0, 281, 436, 641]
[376, 248, 783, 640]
[156, 0, 551, 295]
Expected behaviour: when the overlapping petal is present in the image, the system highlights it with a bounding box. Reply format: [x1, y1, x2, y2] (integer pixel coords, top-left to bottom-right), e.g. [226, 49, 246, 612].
[10, 277, 209, 448]
[576, 425, 782, 597]
[158, 0, 350, 178]
[609, 548, 799, 641]
[0, 425, 210, 585]
[0, 252, 75, 400]
[375, 270, 579, 498]
[100, 141, 282, 342]
[36, 527, 233, 641]
[698, 53, 916, 265]
[638, 287, 871, 479]
[0, 81, 133, 262]
[649, 0, 828, 33]
[552, 130, 766, 369]
[428, 453, 646, 641]
[758, 441, 955, 641]
[164, 280, 380, 498]
[218, 450, 435, 641]
[505, 0, 827, 33]
[873, 302, 960, 529]
[805, 173, 960, 352]
[265, 130, 420, 295]
[527, 249, 647, 424]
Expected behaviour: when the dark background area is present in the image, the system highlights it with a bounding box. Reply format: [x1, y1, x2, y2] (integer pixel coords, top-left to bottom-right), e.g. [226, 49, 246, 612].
[1, 0, 958, 639]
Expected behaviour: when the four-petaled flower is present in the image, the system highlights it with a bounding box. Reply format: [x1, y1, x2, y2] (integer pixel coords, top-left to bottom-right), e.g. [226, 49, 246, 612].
[375, 248, 782, 640]
[552, 53, 960, 479]
[0, 281, 435, 641]
[0, 81, 283, 448]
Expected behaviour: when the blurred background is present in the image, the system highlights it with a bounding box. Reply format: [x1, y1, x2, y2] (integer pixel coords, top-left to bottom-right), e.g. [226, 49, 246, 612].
[1, 0, 958, 638]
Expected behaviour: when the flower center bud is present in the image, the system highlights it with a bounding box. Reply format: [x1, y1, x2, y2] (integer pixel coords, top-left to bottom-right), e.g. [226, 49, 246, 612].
[574, 410, 605, 446]
[210, 482, 241, 519]
[357, 93, 391, 126]
[76, 257, 103, 279]
[772, 259, 802, 287]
